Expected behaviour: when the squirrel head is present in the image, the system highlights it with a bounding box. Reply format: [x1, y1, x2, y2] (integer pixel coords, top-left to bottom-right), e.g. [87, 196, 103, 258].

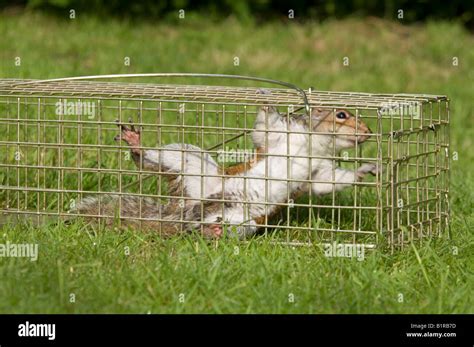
[309, 108, 372, 150]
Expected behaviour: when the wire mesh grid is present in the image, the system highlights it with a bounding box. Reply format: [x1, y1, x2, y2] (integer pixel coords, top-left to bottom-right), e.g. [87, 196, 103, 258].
[0, 76, 450, 250]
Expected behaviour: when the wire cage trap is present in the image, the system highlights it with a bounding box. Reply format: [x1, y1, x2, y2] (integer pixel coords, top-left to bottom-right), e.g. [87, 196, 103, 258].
[0, 74, 450, 251]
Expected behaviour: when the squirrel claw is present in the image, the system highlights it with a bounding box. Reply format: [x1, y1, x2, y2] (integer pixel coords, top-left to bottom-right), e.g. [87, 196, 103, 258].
[128, 118, 137, 132]
[116, 122, 129, 132]
[129, 122, 141, 134]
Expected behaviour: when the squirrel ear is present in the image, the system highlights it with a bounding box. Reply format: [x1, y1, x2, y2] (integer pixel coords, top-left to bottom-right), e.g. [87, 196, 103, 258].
[311, 107, 330, 119]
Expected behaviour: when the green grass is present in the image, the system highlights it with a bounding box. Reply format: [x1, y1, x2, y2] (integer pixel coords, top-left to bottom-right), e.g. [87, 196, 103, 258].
[0, 11, 473, 313]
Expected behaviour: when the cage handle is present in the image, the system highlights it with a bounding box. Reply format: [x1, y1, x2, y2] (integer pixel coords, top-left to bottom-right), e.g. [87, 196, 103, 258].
[11, 73, 311, 115]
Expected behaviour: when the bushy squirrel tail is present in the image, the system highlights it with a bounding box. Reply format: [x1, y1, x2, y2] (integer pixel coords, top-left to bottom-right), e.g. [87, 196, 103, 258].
[73, 195, 184, 235]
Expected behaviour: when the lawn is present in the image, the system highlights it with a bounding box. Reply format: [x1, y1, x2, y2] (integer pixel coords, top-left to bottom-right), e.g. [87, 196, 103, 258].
[0, 11, 473, 313]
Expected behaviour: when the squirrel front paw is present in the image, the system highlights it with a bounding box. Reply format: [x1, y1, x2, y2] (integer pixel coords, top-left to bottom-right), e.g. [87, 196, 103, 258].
[114, 118, 141, 150]
[356, 163, 380, 179]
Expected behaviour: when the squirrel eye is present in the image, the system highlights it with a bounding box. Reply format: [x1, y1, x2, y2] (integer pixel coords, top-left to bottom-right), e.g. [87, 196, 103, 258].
[336, 111, 347, 119]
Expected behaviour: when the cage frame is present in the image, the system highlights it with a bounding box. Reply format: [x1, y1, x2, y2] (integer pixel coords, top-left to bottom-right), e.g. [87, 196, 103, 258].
[0, 73, 450, 252]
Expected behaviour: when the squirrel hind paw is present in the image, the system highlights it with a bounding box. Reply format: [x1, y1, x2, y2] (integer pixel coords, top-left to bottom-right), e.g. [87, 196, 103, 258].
[115, 119, 141, 146]
[202, 224, 223, 239]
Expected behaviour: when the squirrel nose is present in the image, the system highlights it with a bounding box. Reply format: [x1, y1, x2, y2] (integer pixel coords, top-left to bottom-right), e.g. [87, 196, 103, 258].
[357, 126, 372, 144]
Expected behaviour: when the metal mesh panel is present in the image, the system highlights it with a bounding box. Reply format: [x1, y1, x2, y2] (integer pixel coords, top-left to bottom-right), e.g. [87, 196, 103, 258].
[0, 77, 450, 250]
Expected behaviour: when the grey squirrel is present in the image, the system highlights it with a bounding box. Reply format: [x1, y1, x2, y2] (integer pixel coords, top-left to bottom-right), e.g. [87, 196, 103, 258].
[75, 105, 376, 238]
